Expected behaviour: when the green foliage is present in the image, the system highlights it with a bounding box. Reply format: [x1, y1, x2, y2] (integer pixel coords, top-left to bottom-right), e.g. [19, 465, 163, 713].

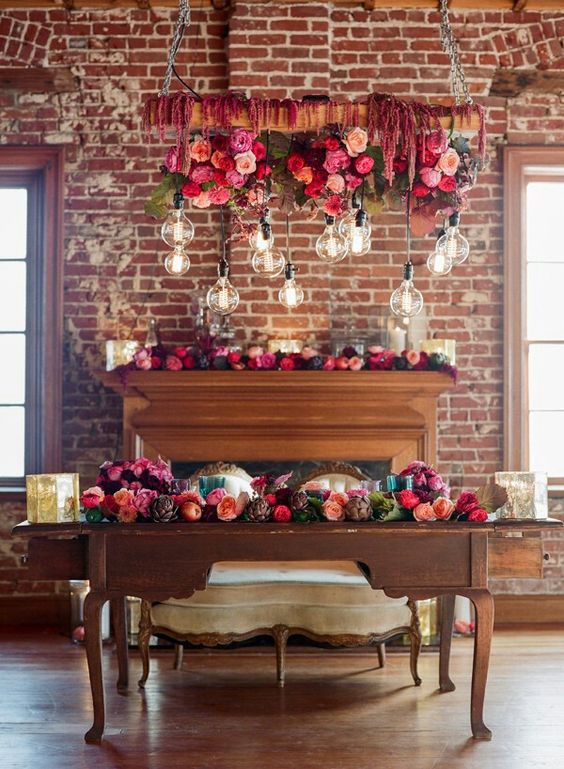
[368, 491, 395, 520]
[381, 504, 411, 522]
[85, 507, 104, 524]
[144, 174, 185, 219]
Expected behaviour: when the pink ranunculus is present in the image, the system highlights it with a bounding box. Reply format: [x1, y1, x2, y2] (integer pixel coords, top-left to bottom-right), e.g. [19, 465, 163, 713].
[322, 500, 346, 521]
[428, 474, 445, 492]
[234, 150, 256, 175]
[406, 350, 420, 366]
[132, 489, 158, 517]
[348, 356, 363, 371]
[437, 148, 460, 176]
[432, 496, 456, 521]
[322, 195, 343, 217]
[225, 169, 246, 189]
[206, 487, 227, 506]
[165, 355, 183, 371]
[323, 355, 336, 370]
[354, 154, 374, 175]
[190, 164, 214, 184]
[190, 138, 212, 163]
[80, 486, 105, 509]
[260, 352, 277, 370]
[413, 503, 437, 522]
[247, 346, 264, 359]
[165, 146, 183, 173]
[413, 472, 426, 487]
[345, 172, 363, 190]
[326, 174, 345, 194]
[229, 128, 253, 154]
[419, 166, 442, 189]
[193, 191, 211, 208]
[211, 150, 225, 168]
[107, 465, 123, 482]
[427, 130, 448, 156]
[323, 148, 351, 174]
[208, 186, 231, 205]
[329, 491, 349, 507]
[273, 504, 292, 523]
[344, 127, 368, 157]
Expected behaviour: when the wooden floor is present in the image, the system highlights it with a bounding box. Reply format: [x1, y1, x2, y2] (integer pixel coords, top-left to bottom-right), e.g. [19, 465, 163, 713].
[1, 627, 563, 769]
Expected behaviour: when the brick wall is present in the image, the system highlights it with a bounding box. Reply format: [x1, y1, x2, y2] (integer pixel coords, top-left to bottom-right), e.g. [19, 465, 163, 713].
[0, 4, 563, 604]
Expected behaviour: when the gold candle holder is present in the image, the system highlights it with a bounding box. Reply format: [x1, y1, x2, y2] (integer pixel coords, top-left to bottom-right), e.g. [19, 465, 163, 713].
[267, 339, 303, 354]
[420, 338, 456, 365]
[26, 473, 80, 524]
[105, 340, 140, 371]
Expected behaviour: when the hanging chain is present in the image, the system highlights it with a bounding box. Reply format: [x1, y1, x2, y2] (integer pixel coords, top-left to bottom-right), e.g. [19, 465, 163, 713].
[439, 0, 472, 105]
[159, 0, 191, 97]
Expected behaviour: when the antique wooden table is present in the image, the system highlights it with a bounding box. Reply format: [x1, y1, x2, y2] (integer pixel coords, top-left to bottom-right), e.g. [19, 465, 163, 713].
[13, 519, 558, 744]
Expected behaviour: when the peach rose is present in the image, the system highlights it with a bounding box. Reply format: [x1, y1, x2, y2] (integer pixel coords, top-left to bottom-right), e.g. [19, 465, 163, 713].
[348, 356, 363, 371]
[326, 174, 345, 193]
[211, 150, 225, 169]
[329, 491, 349, 507]
[190, 138, 212, 163]
[247, 345, 264, 359]
[432, 496, 456, 520]
[406, 350, 420, 366]
[294, 166, 313, 185]
[344, 127, 368, 157]
[302, 481, 327, 491]
[413, 503, 437, 522]
[114, 488, 134, 508]
[436, 148, 460, 177]
[234, 150, 256, 175]
[217, 494, 240, 522]
[193, 190, 211, 208]
[117, 504, 138, 523]
[322, 500, 346, 521]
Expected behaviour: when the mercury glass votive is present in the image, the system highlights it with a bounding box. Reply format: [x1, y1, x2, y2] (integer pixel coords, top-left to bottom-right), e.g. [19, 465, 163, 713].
[26, 473, 80, 524]
[105, 340, 140, 371]
[420, 339, 456, 365]
[267, 339, 303, 354]
[494, 471, 548, 519]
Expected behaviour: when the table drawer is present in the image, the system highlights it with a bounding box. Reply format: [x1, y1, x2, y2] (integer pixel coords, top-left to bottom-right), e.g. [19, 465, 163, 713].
[488, 537, 544, 579]
[26, 537, 87, 580]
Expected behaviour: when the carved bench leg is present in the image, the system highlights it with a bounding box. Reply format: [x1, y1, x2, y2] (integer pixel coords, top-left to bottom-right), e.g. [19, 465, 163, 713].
[439, 594, 456, 693]
[377, 642, 386, 669]
[273, 625, 290, 688]
[408, 598, 422, 686]
[174, 643, 184, 670]
[138, 600, 152, 689]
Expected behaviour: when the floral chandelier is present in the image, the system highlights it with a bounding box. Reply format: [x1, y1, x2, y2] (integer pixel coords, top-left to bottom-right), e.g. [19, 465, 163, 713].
[143, 0, 486, 319]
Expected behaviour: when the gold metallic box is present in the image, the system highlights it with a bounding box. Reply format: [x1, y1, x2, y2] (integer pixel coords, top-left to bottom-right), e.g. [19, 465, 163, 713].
[26, 473, 80, 524]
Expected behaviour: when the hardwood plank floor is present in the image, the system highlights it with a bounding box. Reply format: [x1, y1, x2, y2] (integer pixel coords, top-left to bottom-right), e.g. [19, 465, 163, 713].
[1, 627, 563, 769]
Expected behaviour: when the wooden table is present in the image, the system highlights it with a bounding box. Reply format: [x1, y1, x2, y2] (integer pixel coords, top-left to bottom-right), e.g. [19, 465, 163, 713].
[13, 519, 558, 744]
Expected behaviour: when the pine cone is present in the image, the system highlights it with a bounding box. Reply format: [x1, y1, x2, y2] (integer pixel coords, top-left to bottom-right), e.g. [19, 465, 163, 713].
[245, 496, 272, 522]
[344, 496, 372, 522]
[150, 495, 178, 522]
[290, 490, 309, 512]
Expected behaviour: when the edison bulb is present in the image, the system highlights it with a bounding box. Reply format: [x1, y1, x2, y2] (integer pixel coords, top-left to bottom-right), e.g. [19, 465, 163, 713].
[161, 208, 195, 247]
[390, 263, 423, 318]
[249, 223, 274, 253]
[426, 248, 453, 276]
[436, 226, 469, 266]
[251, 247, 285, 277]
[315, 217, 349, 264]
[164, 245, 190, 276]
[278, 263, 304, 309]
[207, 276, 239, 316]
[338, 208, 358, 238]
[340, 209, 371, 256]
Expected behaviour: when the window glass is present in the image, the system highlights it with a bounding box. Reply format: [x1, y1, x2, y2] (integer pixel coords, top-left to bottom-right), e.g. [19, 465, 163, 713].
[0, 261, 26, 331]
[0, 406, 25, 477]
[0, 189, 27, 260]
[527, 263, 564, 340]
[0, 334, 25, 403]
[528, 344, 564, 411]
[526, 182, 564, 263]
[529, 411, 564, 477]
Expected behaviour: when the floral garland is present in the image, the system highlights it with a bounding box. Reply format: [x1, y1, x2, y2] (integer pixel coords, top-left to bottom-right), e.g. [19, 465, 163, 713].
[119, 344, 457, 381]
[80, 459, 503, 525]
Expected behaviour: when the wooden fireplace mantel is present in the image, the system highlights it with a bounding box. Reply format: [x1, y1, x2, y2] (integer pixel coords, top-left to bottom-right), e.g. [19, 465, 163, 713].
[97, 370, 454, 471]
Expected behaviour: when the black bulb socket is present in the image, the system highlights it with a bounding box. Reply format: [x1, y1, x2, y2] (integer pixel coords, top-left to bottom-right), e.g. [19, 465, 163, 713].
[173, 191, 184, 210]
[218, 258, 229, 278]
[284, 262, 297, 281]
[436, 227, 446, 241]
[259, 220, 272, 241]
[324, 214, 336, 226]
[449, 212, 461, 228]
[355, 209, 368, 228]
[403, 262, 414, 281]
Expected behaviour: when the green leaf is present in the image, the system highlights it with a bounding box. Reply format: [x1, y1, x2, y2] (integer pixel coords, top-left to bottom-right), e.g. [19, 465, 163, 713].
[382, 504, 410, 522]
[144, 175, 180, 220]
[476, 483, 508, 514]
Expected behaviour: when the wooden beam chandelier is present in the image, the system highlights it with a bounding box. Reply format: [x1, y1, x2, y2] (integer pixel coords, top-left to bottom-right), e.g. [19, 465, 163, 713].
[143, 0, 487, 317]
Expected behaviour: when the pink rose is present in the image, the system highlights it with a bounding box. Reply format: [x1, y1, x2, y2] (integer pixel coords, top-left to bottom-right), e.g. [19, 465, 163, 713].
[135, 349, 152, 371]
[367, 345, 383, 355]
[413, 472, 426, 487]
[323, 356, 336, 370]
[302, 481, 326, 491]
[181, 181, 201, 198]
[206, 487, 227, 506]
[226, 169, 246, 189]
[406, 350, 420, 366]
[165, 355, 183, 371]
[413, 503, 437, 522]
[260, 352, 277, 370]
[229, 128, 253, 154]
[322, 500, 346, 521]
[344, 127, 368, 157]
[419, 166, 442, 189]
[211, 150, 225, 168]
[354, 154, 374, 175]
[427, 130, 448, 156]
[193, 191, 211, 208]
[217, 494, 240, 522]
[432, 496, 456, 520]
[132, 489, 158, 517]
[348, 356, 363, 371]
[455, 491, 480, 514]
[165, 146, 183, 173]
[190, 164, 214, 184]
[208, 186, 231, 205]
[247, 346, 264, 359]
[428, 474, 445, 492]
[106, 465, 123, 482]
[294, 166, 314, 185]
[189, 137, 212, 163]
[436, 148, 460, 176]
[80, 486, 104, 509]
[301, 346, 319, 361]
[279, 356, 295, 371]
[345, 173, 363, 190]
[234, 150, 256, 175]
[323, 148, 351, 174]
[329, 491, 349, 507]
[326, 174, 345, 194]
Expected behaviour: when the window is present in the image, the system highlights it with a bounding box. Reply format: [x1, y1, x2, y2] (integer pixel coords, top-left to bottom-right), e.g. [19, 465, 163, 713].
[504, 147, 564, 489]
[0, 148, 63, 491]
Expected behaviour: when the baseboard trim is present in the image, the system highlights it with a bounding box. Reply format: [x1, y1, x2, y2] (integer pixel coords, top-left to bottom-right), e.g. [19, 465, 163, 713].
[494, 594, 564, 625]
[0, 595, 69, 629]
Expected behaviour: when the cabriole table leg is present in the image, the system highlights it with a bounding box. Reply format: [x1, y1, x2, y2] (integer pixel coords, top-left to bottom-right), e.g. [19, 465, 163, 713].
[84, 591, 108, 743]
[468, 589, 494, 740]
[439, 593, 456, 692]
[110, 596, 129, 693]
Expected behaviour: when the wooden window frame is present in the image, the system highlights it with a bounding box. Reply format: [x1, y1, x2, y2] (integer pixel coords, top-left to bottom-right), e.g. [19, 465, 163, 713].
[0, 147, 64, 493]
[503, 146, 564, 486]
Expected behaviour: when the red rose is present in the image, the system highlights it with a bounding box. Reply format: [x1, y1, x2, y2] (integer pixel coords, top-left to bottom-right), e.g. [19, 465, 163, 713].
[393, 157, 408, 174]
[468, 508, 488, 523]
[213, 169, 227, 186]
[397, 489, 420, 510]
[455, 491, 479, 514]
[265, 494, 277, 506]
[279, 356, 295, 371]
[255, 162, 271, 180]
[438, 175, 457, 192]
[354, 154, 374, 175]
[252, 140, 266, 161]
[273, 504, 292, 523]
[412, 182, 431, 198]
[102, 494, 119, 516]
[181, 181, 201, 198]
[227, 351, 242, 366]
[247, 358, 259, 370]
[183, 355, 197, 370]
[151, 355, 162, 369]
[219, 156, 235, 173]
[325, 137, 341, 151]
[174, 346, 188, 359]
[304, 181, 323, 198]
[165, 355, 183, 371]
[287, 153, 305, 173]
[212, 134, 229, 152]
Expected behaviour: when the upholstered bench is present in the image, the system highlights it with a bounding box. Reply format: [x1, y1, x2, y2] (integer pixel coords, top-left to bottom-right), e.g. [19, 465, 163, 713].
[138, 559, 421, 687]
